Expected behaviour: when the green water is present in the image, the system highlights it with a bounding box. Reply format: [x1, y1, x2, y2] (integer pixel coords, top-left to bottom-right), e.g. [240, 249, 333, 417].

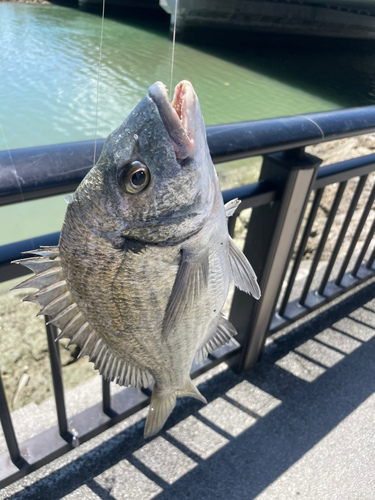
[1, 3, 374, 248]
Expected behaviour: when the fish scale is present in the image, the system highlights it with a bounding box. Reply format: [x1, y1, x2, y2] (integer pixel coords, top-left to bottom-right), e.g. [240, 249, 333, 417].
[13, 80, 260, 438]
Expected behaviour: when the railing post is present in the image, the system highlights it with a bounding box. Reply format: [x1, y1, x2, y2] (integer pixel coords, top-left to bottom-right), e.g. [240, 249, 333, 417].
[45, 318, 70, 440]
[229, 147, 321, 371]
[102, 378, 111, 416]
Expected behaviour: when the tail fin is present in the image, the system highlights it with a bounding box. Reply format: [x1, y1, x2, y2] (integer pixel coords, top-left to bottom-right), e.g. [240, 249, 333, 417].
[144, 392, 177, 439]
[144, 379, 207, 438]
[176, 379, 207, 403]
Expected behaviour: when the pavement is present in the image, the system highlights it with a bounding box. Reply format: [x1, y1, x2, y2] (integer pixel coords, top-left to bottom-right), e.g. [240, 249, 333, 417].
[1, 280, 375, 500]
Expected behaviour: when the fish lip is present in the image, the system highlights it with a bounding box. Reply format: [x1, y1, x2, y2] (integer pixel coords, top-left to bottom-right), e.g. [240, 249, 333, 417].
[148, 81, 195, 160]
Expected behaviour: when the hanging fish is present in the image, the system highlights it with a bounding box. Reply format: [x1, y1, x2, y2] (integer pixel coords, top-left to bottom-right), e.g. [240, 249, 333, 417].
[13, 81, 260, 438]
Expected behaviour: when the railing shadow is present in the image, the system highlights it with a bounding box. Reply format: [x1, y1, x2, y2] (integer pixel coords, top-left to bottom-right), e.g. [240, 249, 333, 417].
[4, 281, 375, 499]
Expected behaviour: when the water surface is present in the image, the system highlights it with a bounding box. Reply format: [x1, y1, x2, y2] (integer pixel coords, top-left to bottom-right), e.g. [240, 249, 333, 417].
[1, 4, 374, 247]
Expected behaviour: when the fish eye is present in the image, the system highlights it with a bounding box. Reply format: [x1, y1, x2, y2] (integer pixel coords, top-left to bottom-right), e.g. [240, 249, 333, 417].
[118, 161, 150, 194]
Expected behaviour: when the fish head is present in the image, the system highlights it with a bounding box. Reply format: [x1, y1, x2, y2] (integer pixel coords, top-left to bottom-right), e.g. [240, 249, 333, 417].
[71, 80, 218, 246]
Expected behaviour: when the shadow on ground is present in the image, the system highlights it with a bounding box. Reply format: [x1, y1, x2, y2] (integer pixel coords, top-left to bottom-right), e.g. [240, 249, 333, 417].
[6, 281, 375, 499]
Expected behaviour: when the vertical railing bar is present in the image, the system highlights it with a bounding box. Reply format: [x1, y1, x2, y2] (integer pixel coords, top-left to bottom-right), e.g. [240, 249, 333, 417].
[235, 148, 321, 370]
[318, 175, 368, 294]
[336, 183, 375, 285]
[279, 188, 324, 316]
[299, 181, 347, 305]
[102, 377, 111, 415]
[45, 318, 69, 438]
[353, 216, 375, 276]
[0, 372, 24, 466]
[366, 245, 375, 270]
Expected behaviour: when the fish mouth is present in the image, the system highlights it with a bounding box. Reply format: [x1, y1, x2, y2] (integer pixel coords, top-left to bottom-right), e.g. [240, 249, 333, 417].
[148, 80, 195, 160]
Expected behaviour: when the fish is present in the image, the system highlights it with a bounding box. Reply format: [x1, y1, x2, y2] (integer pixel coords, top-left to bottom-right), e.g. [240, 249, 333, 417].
[12, 80, 261, 438]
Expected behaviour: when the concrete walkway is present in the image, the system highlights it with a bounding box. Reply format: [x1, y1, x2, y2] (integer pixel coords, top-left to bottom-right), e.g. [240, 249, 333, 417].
[1, 281, 375, 500]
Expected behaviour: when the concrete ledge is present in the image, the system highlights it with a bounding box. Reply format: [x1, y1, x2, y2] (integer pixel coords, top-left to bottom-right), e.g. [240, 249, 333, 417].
[163, 0, 375, 40]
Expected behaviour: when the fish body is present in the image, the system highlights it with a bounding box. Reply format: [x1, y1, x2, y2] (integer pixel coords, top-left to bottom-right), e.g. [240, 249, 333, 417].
[13, 81, 260, 437]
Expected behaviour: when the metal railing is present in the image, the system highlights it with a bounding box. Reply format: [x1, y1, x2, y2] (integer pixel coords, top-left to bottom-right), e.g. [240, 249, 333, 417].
[1, 106, 375, 488]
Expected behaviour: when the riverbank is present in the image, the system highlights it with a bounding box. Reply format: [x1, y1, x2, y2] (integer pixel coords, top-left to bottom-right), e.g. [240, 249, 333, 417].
[232, 133, 375, 259]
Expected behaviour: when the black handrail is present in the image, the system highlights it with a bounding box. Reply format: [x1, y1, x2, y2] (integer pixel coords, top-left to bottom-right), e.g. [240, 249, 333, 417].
[2, 148, 375, 280]
[1, 106, 375, 206]
[0, 182, 277, 282]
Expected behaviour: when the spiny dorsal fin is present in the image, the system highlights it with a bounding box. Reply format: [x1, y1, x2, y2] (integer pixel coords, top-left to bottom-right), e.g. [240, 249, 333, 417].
[229, 236, 261, 299]
[57, 312, 86, 342]
[13, 246, 152, 390]
[37, 291, 73, 317]
[225, 198, 241, 218]
[162, 247, 209, 339]
[195, 315, 238, 364]
[23, 281, 68, 306]
[12, 268, 65, 291]
[22, 247, 59, 257]
[48, 303, 79, 330]
[12, 256, 61, 274]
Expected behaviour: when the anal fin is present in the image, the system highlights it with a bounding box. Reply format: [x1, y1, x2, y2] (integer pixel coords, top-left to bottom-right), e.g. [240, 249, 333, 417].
[195, 315, 238, 364]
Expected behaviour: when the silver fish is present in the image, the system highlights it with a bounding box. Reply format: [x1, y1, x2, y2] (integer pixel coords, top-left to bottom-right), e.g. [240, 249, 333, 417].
[13, 80, 260, 438]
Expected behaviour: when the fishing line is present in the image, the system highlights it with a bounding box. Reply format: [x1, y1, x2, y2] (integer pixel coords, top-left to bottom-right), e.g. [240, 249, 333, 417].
[169, 0, 178, 93]
[0, 120, 37, 250]
[0, 122, 21, 201]
[93, 0, 106, 166]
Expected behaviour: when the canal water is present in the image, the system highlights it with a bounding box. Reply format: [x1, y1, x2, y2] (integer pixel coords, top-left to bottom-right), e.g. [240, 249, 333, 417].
[1, 3, 375, 249]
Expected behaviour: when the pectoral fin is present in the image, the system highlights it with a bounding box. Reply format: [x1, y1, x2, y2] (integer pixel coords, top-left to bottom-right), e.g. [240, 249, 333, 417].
[162, 247, 209, 339]
[229, 236, 261, 299]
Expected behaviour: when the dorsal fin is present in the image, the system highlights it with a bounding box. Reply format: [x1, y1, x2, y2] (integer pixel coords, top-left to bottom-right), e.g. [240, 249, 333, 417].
[23, 281, 68, 306]
[48, 303, 79, 330]
[12, 256, 61, 274]
[13, 247, 152, 389]
[12, 267, 65, 291]
[21, 247, 60, 257]
[195, 315, 238, 364]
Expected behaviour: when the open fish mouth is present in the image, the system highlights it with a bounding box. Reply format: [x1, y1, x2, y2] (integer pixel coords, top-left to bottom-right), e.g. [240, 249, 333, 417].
[148, 80, 196, 160]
